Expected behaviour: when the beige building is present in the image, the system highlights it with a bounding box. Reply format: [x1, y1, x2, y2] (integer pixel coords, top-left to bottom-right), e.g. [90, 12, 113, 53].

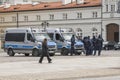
[0, 0, 120, 49]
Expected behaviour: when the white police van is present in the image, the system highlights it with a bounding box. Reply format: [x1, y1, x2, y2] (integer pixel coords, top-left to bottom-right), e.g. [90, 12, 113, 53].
[47, 28, 84, 55]
[32, 28, 57, 56]
[4, 28, 42, 56]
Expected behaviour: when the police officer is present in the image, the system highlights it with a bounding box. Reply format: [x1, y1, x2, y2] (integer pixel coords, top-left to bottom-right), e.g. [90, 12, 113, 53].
[91, 36, 97, 55]
[39, 38, 52, 63]
[94, 35, 103, 56]
[83, 36, 91, 56]
[70, 35, 75, 56]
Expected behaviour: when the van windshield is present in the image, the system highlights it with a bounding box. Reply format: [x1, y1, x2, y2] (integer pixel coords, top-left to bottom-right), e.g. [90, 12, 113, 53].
[62, 33, 73, 41]
[33, 33, 51, 41]
[62, 33, 77, 41]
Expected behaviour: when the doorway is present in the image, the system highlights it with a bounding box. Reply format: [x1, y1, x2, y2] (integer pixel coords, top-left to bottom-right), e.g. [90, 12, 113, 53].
[106, 23, 119, 42]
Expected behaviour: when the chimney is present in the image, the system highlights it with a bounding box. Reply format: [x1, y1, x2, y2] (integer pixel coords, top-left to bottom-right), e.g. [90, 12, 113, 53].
[4, 3, 11, 8]
[32, 2, 39, 6]
[76, 0, 84, 4]
[62, 0, 72, 5]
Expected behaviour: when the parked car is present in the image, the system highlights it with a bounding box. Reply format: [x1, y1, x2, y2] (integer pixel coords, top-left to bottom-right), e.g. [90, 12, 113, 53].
[114, 42, 120, 50]
[103, 41, 116, 50]
[103, 41, 108, 50]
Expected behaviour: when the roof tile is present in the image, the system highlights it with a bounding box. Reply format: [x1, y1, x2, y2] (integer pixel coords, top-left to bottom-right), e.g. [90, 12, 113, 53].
[0, 0, 101, 13]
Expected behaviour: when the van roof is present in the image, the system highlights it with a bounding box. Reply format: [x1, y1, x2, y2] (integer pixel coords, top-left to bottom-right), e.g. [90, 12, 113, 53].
[46, 28, 73, 33]
[6, 28, 32, 33]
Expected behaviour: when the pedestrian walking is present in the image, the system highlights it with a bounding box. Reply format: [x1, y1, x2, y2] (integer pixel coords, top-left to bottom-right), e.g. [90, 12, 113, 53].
[94, 35, 104, 56]
[70, 35, 75, 56]
[39, 38, 52, 63]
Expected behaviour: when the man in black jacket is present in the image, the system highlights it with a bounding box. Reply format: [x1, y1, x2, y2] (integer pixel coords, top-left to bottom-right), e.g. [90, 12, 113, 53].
[39, 38, 52, 63]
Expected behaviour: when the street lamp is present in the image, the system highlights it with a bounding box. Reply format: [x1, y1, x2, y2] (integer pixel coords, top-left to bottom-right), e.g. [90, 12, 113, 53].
[41, 21, 49, 30]
[101, 0, 103, 37]
[17, 12, 19, 28]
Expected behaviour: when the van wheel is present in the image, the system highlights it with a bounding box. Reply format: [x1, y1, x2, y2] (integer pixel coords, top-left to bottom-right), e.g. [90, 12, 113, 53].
[61, 48, 69, 55]
[7, 49, 15, 56]
[77, 52, 82, 55]
[32, 49, 39, 56]
[25, 53, 29, 56]
[49, 53, 55, 56]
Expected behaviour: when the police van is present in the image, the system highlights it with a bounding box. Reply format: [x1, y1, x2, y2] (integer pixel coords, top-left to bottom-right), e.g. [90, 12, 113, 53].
[32, 28, 57, 56]
[4, 28, 42, 56]
[47, 28, 84, 55]
[4, 28, 57, 56]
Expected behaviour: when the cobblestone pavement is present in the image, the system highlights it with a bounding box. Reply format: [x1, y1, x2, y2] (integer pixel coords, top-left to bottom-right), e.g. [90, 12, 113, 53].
[0, 50, 120, 80]
[76, 76, 120, 80]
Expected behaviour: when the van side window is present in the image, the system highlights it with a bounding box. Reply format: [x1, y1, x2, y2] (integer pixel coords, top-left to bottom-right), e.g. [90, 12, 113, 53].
[5, 33, 25, 42]
[56, 34, 61, 40]
[48, 33, 54, 40]
[27, 33, 33, 41]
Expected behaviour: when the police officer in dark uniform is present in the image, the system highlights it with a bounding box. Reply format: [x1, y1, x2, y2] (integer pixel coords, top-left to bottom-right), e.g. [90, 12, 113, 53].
[94, 35, 103, 56]
[70, 35, 75, 56]
[83, 36, 91, 56]
[91, 36, 97, 55]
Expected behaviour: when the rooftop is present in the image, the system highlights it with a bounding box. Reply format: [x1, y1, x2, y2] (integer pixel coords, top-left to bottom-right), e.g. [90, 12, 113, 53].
[0, 0, 101, 13]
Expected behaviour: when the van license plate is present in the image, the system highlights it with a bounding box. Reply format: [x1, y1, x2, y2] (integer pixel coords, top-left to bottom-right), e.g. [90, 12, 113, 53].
[77, 50, 81, 52]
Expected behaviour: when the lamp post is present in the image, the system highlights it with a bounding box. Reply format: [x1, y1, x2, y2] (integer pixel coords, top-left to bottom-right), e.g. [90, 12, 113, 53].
[41, 21, 49, 31]
[101, 0, 103, 37]
[16, 12, 19, 28]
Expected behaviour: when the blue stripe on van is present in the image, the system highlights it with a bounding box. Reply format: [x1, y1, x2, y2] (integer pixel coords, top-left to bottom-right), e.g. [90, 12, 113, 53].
[4, 44, 41, 49]
[57, 45, 62, 49]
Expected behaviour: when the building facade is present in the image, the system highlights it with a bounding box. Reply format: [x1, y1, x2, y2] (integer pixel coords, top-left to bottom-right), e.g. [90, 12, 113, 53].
[0, 0, 120, 49]
[102, 0, 120, 42]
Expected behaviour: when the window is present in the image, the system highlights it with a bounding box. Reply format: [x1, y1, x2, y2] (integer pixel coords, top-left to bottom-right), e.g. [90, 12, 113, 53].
[92, 12, 98, 18]
[36, 15, 41, 21]
[106, 5, 108, 12]
[5, 33, 25, 42]
[55, 33, 63, 41]
[49, 14, 54, 20]
[0, 17, 5, 22]
[77, 13, 82, 19]
[5, 0, 9, 2]
[23, 0, 28, 2]
[12, 16, 17, 22]
[111, 5, 115, 12]
[56, 34, 61, 40]
[27, 33, 33, 41]
[48, 33, 54, 40]
[63, 13, 67, 20]
[0, 0, 2, 4]
[24, 16, 28, 21]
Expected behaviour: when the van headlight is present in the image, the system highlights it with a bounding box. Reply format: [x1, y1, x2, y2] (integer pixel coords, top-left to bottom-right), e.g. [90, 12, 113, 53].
[38, 42, 42, 48]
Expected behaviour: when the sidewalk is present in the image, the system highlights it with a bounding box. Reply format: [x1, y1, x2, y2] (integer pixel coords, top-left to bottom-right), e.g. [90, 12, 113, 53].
[0, 48, 3, 53]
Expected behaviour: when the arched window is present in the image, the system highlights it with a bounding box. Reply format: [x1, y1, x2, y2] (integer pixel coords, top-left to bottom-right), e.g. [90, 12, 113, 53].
[92, 27, 98, 37]
[76, 28, 83, 39]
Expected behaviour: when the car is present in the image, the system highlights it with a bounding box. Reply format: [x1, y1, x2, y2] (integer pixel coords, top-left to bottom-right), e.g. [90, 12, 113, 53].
[114, 42, 120, 50]
[103, 41, 109, 50]
[103, 41, 116, 50]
